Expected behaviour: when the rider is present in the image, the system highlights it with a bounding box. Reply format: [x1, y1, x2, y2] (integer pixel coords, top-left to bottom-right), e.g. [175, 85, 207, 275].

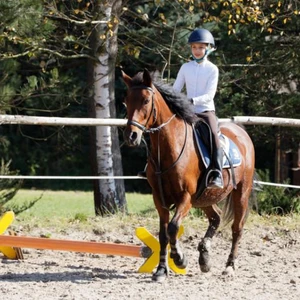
[173, 28, 223, 189]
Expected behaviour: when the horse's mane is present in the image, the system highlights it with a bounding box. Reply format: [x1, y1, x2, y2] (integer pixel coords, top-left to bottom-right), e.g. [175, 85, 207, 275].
[131, 72, 198, 124]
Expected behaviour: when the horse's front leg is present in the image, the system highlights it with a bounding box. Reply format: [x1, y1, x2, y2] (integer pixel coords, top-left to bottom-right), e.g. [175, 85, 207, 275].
[152, 209, 170, 282]
[168, 193, 191, 269]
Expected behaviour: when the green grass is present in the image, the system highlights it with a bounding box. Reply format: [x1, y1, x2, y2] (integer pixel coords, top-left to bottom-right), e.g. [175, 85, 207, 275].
[3, 189, 300, 235]
[2, 189, 158, 234]
[5, 189, 155, 218]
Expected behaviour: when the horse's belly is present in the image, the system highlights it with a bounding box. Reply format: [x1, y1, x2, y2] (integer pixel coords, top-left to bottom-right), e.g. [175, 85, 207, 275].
[192, 189, 231, 208]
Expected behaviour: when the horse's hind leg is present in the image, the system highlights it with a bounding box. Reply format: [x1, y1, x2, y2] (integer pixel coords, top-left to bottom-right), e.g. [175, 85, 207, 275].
[223, 184, 250, 276]
[198, 204, 222, 272]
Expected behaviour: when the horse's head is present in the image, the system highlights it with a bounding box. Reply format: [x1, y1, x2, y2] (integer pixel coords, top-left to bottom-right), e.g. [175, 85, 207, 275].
[122, 69, 156, 146]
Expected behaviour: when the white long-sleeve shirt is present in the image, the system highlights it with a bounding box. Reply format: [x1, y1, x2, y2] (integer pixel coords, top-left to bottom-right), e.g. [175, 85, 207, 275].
[173, 59, 219, 114]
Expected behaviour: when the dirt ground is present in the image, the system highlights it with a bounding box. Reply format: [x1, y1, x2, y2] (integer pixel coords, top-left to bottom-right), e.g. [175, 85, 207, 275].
[0, 216, 299, 300]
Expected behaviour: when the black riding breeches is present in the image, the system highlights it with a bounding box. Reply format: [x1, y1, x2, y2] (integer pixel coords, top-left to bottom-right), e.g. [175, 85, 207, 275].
[196, 111, 220, 151]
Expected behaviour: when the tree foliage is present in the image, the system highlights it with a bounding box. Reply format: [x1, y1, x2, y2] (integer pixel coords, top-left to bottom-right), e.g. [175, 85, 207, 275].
[0, 0, 93, 189]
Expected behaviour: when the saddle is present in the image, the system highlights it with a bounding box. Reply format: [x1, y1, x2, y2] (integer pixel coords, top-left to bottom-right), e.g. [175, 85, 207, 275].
[193, 119, 241, 197]
[193, 120, 241, 169]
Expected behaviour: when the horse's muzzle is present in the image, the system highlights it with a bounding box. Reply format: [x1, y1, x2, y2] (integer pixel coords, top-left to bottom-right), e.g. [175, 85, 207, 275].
[123, 128, 142, 147]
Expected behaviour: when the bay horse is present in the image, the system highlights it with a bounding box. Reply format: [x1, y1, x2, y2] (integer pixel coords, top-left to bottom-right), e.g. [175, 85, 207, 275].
[122, 69, 255, 282]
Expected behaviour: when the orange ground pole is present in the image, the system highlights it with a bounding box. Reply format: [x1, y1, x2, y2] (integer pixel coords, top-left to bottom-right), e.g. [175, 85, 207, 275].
[0, 235, 142, 257]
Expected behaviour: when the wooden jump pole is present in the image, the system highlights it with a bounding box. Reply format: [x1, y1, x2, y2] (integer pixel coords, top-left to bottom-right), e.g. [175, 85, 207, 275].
[0, 235, 142, 257]
[0, 212, 186, 274]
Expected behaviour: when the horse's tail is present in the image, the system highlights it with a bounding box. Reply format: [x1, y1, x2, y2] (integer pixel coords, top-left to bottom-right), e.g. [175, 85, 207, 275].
[221, 171, 259, 227]
[251, 171, 263, 212]
[221, 193, 235, 227]
[221, 192, 251, 227]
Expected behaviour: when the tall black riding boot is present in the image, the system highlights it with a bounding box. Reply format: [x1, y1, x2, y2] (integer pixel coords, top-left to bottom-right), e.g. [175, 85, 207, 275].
[207, 148, 224, 189]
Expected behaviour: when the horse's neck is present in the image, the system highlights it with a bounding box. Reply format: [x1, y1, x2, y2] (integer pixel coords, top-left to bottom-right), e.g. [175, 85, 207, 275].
[155, 100, 175, 128]
[149, 100, 186, 160]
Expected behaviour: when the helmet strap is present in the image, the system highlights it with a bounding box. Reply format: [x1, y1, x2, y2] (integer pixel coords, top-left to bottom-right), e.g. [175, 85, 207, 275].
[192, 46, 216, 63]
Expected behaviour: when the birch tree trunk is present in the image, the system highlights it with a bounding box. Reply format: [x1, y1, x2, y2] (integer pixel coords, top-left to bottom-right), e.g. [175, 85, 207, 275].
[88, 0, 126, 216]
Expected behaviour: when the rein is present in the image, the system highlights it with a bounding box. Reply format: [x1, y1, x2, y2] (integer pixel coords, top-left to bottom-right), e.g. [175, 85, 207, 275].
[153, 119, 188, 175]
[153, 119, 188, 211]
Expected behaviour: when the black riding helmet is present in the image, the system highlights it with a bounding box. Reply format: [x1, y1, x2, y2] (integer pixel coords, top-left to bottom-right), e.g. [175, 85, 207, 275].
[188, 28, 215, 47]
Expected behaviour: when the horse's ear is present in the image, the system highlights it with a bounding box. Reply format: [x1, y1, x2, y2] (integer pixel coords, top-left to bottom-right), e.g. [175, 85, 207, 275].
[143, 68, 152, 87]
[121, 70, 132, 88]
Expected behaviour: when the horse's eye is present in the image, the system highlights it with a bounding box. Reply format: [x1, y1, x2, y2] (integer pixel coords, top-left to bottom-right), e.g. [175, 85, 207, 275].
[144, 98, 150, 105]
[123, 102, 127, 108]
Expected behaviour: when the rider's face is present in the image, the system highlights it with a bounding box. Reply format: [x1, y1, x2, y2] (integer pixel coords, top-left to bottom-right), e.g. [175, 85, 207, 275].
[191, 43, 207, 59]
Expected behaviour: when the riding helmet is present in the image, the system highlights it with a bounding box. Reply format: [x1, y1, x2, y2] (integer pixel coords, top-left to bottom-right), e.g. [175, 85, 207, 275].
[188, 28, 215, 47]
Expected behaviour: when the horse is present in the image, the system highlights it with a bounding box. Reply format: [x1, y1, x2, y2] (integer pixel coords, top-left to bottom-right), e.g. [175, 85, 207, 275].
[122, 69, 255, 282]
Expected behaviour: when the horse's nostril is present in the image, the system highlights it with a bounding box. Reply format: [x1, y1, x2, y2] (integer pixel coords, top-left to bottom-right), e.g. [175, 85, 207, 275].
[130, 132, 138, 142]
[124, 129, 138, 146]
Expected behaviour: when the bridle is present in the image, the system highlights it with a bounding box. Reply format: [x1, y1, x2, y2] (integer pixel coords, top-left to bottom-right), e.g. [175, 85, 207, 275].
[127, 85, 176, 133]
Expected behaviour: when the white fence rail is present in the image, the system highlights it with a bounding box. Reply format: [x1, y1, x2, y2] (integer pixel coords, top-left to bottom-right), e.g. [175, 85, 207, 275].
[1, 114, 300, 127]
[0, 114, 127, 127]
[230, 116, 300, 127]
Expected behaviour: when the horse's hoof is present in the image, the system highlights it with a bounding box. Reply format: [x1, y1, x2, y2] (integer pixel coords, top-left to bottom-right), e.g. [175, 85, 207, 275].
[222, 266, 235, 277]
[200, 263, 211, 273]
[152, 266, 168, 282]
[171, 253, 188, 269]
[199, 251, 211, 273]
[198, 249, 210, 272]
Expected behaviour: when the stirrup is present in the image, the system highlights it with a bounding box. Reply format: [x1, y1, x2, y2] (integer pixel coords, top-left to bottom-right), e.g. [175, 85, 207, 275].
[206, 170, 223, 189]
[207, 179, 223, 189]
